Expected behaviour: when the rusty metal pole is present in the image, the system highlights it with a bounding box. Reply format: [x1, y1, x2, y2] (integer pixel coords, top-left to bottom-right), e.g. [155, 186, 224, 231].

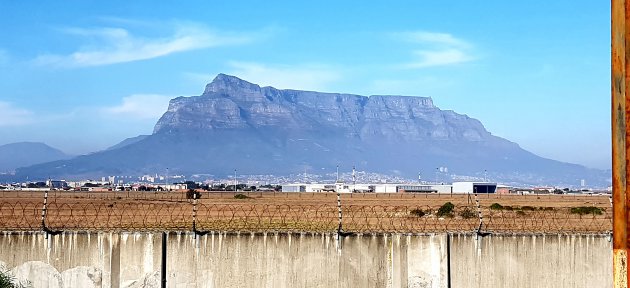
[612, 0, 630, 286]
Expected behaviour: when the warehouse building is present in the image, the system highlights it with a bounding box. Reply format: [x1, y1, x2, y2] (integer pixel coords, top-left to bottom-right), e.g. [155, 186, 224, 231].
[452, 182, 497, 194]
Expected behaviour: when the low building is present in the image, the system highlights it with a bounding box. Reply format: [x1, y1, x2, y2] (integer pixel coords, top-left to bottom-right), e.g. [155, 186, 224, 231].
[397, 185, 437, 193]
[496, 185, 513, 194]
[452, 182, 497, 194]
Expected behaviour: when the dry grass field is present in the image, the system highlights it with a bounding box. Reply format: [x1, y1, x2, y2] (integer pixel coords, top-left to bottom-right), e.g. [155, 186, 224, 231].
[0, 190, 612, 234]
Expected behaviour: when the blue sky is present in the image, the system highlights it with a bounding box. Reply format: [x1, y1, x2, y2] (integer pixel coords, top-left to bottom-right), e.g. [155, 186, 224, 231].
[0, 1, 610, 169]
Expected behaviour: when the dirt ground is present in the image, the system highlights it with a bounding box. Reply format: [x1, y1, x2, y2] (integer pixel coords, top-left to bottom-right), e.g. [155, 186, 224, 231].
[0, 190, 613, 234]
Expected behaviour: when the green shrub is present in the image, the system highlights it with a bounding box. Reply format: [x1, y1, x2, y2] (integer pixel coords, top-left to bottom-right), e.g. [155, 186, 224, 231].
[489, 203, 504, 210]
[234, 193, 250, 199]
[521, 206, 535, 211]
[459, 207, 476, 219]
[410, 208, 426, 217]
[0, 267, 27, 288]
[503, 205, 514, 211]
[570, 206, 603, 215]
[437, 202, 455, 217]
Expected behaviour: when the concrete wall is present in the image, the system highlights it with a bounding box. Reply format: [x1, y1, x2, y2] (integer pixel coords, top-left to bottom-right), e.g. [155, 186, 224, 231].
[451, 234, 612, 288]
[0, 232, 611, 288]
[0, 232, 161, 288]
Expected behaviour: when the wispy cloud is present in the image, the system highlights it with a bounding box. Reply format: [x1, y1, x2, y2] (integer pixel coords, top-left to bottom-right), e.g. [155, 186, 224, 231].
[225, 62, 342, 91]
[102, 94, 172, 119]
[394, 31, 474, 68]
[0, 102, 34, 126]
[33, 22, 254, 67]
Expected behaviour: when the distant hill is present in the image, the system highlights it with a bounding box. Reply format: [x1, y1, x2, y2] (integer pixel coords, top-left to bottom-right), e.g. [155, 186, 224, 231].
[14, 74, 610, 186]
[106, 135, 149, 151]
[0, 142, 70, 172]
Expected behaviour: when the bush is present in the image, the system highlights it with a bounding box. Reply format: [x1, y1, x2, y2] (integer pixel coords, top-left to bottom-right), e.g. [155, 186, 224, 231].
[186, 189, 201, 200]
[437, 202, 455, 217]
[0, 266, 27, 288]
[503, 205, 514, 211]
[489, 203, 504, 210]
[234, 193, 250, 199]
[410, 208, 426, 217]
[570, 206, 603, 215]
[459, 207, 476, 219]
[521, 206, 536, 211]
[516, 210, 526, 216]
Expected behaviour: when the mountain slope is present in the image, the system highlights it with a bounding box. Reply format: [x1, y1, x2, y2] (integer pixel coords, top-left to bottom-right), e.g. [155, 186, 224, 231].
[106, 135, 150, 151]
[0, 142, 70, 172]
[15, 74, 609, 186]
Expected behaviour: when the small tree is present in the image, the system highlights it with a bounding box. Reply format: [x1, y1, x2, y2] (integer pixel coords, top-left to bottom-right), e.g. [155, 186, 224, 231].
[490, 203, 504, 210]
[437, 202, 455, 217]
[459, 207, 476, 219]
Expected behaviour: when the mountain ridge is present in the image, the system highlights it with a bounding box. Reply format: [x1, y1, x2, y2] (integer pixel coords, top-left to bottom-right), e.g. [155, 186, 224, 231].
[0, 142, 70, 173]
[13, 74, 609, 186]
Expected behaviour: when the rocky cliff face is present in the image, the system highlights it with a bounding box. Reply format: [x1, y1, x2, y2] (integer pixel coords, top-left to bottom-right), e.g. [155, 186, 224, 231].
[14, 74, 609, 186]
[154, 74, 488, 142]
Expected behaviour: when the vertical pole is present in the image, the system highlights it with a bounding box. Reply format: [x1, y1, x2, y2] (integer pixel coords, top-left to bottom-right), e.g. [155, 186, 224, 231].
[161, 232, 167, 288]
[192, 190, 198, 235]
[41, 189, 49, 232]
[474, 191, 483, 236]
[612, 0, 630, 286]
[337, 189, 342, 237]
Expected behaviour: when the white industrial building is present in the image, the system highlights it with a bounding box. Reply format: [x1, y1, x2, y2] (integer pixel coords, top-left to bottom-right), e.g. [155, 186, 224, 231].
[282, 183, 457, 193]
[281, 182, 497, 194]
[452, 182, 497, 194]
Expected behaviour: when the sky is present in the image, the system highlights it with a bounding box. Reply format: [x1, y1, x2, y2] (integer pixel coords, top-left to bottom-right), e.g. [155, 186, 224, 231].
[0, 1, 610, 169]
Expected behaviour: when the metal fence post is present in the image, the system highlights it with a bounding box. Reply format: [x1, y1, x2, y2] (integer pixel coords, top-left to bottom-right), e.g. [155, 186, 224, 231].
[41, 189, 48, 232]
[337, 190, 342, 236]
[612, 0, 629, 286]
[192, 191, 198, 235]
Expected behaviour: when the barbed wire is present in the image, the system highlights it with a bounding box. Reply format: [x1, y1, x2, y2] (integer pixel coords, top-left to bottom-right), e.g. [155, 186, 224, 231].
[0, 201, 612, 234]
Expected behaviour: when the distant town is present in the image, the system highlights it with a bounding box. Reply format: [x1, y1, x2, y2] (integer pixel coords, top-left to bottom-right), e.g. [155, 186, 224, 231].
[0, 169, 612, 195]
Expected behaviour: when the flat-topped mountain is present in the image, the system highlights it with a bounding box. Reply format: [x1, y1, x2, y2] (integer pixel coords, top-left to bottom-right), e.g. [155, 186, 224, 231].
[15, 74, 609, 186]
[154, 74, 484, 142]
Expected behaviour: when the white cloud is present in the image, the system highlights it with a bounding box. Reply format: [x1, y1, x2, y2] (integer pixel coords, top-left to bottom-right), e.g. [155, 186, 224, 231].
[396, 31, 470, 48]
[33, 23, 253, 67]
[223, 61, 342, 91]
[406, 48, 473, 68]
[102, 94, 172, 119]
[0, 102, 34, 126]
[395, 31, 474, 68]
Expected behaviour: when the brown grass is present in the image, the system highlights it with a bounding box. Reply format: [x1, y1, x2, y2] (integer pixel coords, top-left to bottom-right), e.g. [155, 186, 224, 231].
[0, 191, 612, 233]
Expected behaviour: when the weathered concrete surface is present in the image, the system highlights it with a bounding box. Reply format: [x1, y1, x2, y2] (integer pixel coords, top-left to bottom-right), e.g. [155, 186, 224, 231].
[0, 232, 611, 288]
[0, 232, 161, 288]
[451, 234, 612, 288]
[166, 233, 446, 288]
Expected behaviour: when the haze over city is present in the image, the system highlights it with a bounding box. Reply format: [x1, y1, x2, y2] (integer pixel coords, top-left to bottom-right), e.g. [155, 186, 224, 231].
[0, 1, 610, 169]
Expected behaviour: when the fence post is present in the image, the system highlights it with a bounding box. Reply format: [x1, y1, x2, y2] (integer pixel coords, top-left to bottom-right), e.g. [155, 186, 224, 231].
[612, 0, 629, 286]
[41, 189, 48, 232]
[192, 190, 198, 236]
[337, 191, 342, 235]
